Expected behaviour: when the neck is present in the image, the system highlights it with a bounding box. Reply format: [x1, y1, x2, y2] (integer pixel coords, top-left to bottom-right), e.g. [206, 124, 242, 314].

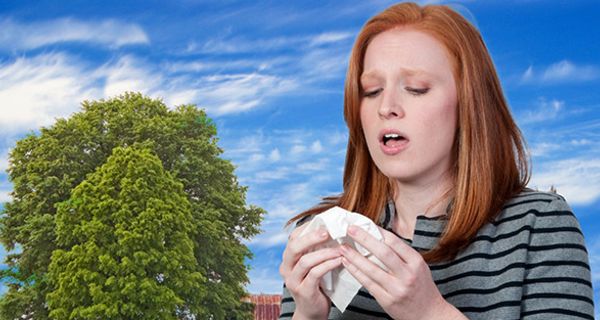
[392, 172, 453, 238]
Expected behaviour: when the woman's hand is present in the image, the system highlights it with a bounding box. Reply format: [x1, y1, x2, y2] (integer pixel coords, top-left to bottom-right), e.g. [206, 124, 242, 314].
[279, 224, 343, 320]
[340, 225, 467, 320]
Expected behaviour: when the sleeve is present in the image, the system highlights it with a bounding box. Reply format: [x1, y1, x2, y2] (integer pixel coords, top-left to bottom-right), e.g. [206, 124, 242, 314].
[520, 197, 595, 319]
[279, 284, 296, 320]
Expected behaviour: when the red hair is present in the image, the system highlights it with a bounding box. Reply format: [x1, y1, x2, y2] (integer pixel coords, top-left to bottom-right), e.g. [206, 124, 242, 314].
[288, 2, 529, 262]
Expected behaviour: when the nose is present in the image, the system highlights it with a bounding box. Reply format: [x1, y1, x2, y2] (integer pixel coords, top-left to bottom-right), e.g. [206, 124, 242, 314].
[378, 87, 405, 119]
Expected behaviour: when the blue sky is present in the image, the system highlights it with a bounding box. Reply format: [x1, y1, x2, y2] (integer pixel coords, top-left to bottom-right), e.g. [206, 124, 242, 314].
[1, 0, 599, 315]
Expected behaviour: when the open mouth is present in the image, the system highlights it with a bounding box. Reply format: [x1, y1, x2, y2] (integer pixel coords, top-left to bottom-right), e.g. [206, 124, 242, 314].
[382, 133, 407, 147]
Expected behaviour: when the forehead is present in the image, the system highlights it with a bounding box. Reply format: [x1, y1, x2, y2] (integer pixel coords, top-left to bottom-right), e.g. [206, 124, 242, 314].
[362, 28, 454, 81]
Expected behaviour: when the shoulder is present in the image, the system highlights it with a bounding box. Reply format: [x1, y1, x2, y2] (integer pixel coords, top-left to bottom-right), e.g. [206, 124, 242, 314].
[486, 189, 585, 246]
[494, 189, 576, 225]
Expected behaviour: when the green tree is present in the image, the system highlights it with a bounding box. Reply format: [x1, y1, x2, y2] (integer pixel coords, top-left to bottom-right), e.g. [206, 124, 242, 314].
[0, 93, 263, 319]
[47, 146, 204, 319]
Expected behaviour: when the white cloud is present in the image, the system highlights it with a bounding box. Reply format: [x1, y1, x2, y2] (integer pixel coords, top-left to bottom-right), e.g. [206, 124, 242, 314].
[0, 51, 296, 133]
[249, 231, 289, 247]
[300, 47, 349, 80]
[246, 263, 284, 294]
[193, 36, 305, 54]
[522, 66, 534, 82]
[297, 159, 328, 172]
[0, 190, 11, 203]
[529, 142, 561, 158]
[196, 73, 297, 115]
[518, 98, 564, 125]
[269, 149, 281, 162]
[222, 128, 347, 248]
[520, 60, 599, 84]
[309, 31, 354, 47]
[0, 53, 101, 133]
[571, 139, 592, 146]
[254, 167, 290, 183]
[290, 144, 307, 155]
[99, 55, 163, 98]
[0, 53, 207, 134]
[0, 17, 149, 51]
[225, 134, 266, 157]
[310, 140, 323, 153]
[327, 130, 348, 145]
[249, 154, 265, 162]
[529, 157, 600, 206]
[163, 61, 209, 73]
[188, 30, 353, 55]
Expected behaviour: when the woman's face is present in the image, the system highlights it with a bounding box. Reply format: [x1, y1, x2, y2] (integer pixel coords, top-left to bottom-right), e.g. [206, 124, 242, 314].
[360, 28, 458, 187]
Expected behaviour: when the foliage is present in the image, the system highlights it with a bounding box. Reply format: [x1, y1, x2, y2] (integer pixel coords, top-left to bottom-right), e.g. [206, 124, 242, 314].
[47, 146, 204, 319]
[0, 93, 263, 319]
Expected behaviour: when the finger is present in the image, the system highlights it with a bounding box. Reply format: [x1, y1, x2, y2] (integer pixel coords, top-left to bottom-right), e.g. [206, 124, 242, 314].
[281, 228, 330, 273]
[346, 225, 407, 273]
[290, 247, 341, 283]
[341, 256, 391, 303]
[301, 256, 343, 290]
[288, 222, 308, 241]
[377, 226, 421, 265]
[340, 244, 395, 289]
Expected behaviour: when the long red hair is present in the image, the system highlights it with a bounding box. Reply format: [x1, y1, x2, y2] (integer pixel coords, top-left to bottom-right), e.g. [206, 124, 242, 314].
[288, 2, 529, 262]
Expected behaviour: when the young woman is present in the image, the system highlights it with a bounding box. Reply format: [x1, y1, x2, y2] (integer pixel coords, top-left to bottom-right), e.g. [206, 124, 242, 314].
[278, 2, 594, 320]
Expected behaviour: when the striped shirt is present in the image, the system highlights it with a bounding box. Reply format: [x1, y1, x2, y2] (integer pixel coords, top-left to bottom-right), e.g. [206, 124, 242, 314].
[279, 191, 594, 319]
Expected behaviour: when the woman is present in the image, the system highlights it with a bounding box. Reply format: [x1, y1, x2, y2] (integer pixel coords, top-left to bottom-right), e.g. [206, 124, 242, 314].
[279, 2, 594, 320]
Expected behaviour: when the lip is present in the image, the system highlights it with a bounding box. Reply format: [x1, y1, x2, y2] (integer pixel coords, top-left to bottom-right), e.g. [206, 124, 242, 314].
[378, 128, 409, 156]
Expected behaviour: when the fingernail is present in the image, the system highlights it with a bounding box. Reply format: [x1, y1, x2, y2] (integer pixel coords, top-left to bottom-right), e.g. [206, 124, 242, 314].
[320, 231, 328, 238]
[340, 245, 349, 253]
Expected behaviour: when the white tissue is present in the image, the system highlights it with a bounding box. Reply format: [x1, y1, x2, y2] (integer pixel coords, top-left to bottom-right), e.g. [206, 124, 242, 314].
[298, 206, 386, 312]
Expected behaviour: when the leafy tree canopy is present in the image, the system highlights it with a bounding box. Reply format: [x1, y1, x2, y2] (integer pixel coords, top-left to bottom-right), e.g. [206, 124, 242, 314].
[48, 146, 204, 319]
[0, 92, 263, 319]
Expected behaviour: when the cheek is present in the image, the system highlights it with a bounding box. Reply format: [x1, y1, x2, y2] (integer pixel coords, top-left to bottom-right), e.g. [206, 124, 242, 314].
[418, 99, 457, 146]
[435, 101, 458, 148]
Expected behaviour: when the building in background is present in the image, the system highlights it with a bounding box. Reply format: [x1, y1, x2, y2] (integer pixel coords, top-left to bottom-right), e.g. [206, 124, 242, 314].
[245, 294, 282, 320]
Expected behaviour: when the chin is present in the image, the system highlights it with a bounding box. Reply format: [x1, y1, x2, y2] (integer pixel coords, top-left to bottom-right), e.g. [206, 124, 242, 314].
[377, 166, 415, 181]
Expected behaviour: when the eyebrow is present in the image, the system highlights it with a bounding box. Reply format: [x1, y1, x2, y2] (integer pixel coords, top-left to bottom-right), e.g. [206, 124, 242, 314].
[360, 68, 431, 83]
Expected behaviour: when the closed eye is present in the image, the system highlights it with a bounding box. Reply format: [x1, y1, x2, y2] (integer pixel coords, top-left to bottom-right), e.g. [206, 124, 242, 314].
[406, 87, 429, 96]
[363, 88, 383, 98]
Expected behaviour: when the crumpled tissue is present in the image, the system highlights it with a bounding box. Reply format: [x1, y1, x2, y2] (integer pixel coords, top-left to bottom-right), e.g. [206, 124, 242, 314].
[299, 206, 387, 312]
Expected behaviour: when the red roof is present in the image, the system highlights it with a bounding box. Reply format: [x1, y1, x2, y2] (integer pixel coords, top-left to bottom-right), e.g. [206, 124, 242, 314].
[245, 294, 282, 320]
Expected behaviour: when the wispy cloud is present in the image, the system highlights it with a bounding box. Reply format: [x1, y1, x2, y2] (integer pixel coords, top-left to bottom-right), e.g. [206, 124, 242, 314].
[189, 35, 304, 54]
[0, 53, 101, 133]
[0, 17, 149, 51]
[0, 52, 300, 128]
[99, 55, 164, 98]
[521, 60, 600, 84]
[517, 97, 564, 125]
[246, 251, 285, 294]
[222, 128, 346, 248]
[529, 142, 561, 158]
[196, 73, 298, 115]
[185, 30, 354, 55]
[530, 157, 600, 206]
[308, 31, 355, 46]
[223, 129, 345, 185]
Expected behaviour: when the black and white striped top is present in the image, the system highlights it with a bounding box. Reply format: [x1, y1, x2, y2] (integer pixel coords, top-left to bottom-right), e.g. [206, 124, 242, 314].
[279, 191, 594, 319]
